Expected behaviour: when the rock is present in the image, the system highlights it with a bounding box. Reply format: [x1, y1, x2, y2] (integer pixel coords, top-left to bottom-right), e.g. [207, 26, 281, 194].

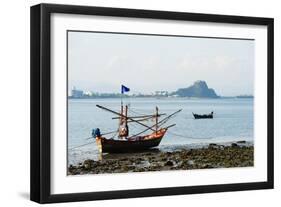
[208, 143, 217, 148]
[184, 150, 192, 156]
[231, 143, 239, 147]
[121, 165, 130, 172]
[171, 80, 219, 98]
[187, 160, 194, 165]
[120, 158, 129, 161]
[83, 159, 95, 169]
[165, 160, 174, 166]
[166, 152, 172, 156]
[203, 164, 213, 169]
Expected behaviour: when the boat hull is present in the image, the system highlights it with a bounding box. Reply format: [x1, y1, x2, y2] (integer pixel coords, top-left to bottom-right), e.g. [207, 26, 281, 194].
[193, 112, 213, 119]
[96, 129, 166, 153]
[193, 114, 213, 119]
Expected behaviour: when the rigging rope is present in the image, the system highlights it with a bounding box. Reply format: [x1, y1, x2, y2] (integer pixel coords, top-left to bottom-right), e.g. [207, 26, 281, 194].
[166, 131, 214, 140]
[128, 107, 149, 116]
[70, 130, 119, 150]
[128, 107, 162, 117]
[85, 130, 118, 140]
[68, 141, 95, 150]
[109, 130, 119, 139]
[128, 109, 182, 138]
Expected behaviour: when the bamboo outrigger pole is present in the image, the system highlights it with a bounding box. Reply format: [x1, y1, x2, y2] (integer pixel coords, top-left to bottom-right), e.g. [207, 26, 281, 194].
[127, 109, 182, 138]
[112, 113, 166, 120]
[96, 104, 157, 132]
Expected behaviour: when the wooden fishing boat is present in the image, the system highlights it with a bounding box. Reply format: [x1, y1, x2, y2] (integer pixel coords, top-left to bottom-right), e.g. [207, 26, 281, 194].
[96, 128, 167, 153]
[94, 102, 181, 153]
[192, 111, 213, 119]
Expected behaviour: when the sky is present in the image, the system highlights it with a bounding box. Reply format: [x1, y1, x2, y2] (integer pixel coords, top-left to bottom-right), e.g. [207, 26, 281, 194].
[68, 31, 254, 96]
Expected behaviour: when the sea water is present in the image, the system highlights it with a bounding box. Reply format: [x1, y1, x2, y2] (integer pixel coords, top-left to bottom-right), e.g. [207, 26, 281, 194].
[68, 97, 253, 165]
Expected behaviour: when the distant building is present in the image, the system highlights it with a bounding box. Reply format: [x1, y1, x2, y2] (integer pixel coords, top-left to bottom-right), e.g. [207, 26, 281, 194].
[71, 87, 83, 98]
[84, 91, 93, 96]
[155, 91, 168, 96]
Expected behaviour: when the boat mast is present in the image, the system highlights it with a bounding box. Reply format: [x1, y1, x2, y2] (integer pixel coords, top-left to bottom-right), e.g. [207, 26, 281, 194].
[120, 103, 123, 124]
[125, 105, 128, 125]
[125, 105, 128, 136]
[155, 106, 158, 134]
[118, 91, 129, 138]
[120, 89, 124, 125]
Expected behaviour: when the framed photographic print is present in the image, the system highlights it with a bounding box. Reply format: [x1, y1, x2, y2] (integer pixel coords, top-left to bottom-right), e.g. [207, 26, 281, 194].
[30, 3, 274, 203]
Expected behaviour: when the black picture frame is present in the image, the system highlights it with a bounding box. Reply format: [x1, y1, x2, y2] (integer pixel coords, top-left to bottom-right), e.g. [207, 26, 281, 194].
[30, 3, 274, 204]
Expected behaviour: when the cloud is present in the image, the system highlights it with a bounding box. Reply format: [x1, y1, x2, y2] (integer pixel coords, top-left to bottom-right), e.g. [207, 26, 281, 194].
[213, 55, 236, 69]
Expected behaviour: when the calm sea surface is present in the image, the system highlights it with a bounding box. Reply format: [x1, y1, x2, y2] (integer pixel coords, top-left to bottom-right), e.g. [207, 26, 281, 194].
[68, 98, 253, 165]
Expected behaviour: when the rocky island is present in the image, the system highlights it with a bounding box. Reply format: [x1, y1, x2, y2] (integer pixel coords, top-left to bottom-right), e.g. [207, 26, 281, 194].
[171, 80, 219, 98]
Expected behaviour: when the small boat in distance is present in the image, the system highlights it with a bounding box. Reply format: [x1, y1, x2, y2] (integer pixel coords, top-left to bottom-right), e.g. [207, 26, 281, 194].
[192, 111, 214, 119]
[93, 87, 181, 153]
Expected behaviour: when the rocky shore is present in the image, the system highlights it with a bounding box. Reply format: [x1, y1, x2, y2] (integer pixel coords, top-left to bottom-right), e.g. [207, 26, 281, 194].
[68, 141, 253, 175]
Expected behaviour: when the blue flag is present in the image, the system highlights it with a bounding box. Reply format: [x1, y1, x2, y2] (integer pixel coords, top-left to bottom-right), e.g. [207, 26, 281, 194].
[121, 85, 130, 94]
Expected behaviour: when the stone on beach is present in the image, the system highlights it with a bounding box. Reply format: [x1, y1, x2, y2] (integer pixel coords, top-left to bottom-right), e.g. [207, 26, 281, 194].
[165, 160, 174, 166]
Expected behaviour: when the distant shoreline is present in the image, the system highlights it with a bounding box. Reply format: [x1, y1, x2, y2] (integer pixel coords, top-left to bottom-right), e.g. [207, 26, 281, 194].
[70, 81, 253, 99]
